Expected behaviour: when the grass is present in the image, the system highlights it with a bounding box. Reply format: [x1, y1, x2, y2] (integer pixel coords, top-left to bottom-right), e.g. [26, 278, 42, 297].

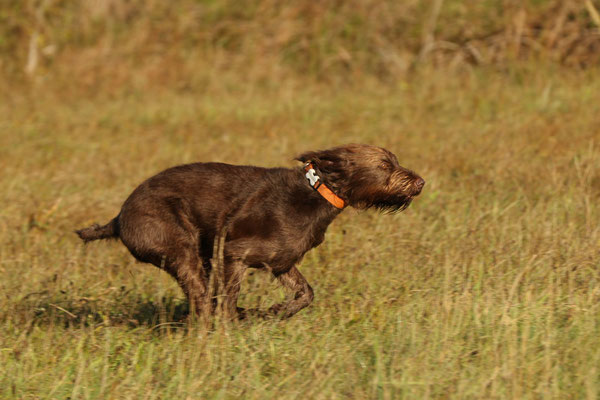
[1, 63, 599, 399]
[3, 0, 600, 82]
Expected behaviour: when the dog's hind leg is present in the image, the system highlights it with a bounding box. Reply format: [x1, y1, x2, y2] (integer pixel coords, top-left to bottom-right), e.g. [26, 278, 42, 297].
[119, 213, 210, 318]
[268, 266, 314, 319]
[164, 248, 210, 318]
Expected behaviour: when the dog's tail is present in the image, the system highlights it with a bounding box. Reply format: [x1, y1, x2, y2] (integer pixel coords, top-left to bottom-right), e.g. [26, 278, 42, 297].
[75, 217, 119, 243]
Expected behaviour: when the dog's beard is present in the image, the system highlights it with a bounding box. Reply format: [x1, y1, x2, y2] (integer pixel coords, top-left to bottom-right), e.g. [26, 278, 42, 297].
[355, 192, 413, 213]
[371, 194, 413, 213]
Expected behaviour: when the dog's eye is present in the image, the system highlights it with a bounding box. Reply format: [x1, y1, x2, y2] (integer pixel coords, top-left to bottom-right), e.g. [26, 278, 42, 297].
[380, 161, 392, 170]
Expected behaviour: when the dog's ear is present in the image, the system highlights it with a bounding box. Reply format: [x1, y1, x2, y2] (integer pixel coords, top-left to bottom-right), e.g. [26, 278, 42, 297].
[295, 151, 318, 164]
[295, 148, 348, 171]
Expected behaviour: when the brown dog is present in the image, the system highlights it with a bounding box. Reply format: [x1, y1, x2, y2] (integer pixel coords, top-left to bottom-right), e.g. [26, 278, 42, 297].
[76, 144, 424, 319]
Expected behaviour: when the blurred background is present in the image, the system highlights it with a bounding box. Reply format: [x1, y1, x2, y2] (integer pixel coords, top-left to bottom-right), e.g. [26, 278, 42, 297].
[1, 1, 600, 398]
[2, 0, 599, 90]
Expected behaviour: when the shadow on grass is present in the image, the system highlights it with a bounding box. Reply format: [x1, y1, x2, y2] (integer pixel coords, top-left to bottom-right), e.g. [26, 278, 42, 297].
[9, 291, 192, 331]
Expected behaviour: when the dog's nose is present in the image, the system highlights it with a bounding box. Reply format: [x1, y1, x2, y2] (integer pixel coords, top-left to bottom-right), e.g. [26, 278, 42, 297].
[413, 177, 425, 196]
[416, 177, 425, 189]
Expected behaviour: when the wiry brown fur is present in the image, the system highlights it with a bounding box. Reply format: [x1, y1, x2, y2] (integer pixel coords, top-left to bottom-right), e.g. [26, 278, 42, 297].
[75, 144, 425, 319]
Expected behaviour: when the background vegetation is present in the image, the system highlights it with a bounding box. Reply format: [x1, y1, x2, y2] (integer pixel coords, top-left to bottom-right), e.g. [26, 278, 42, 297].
[1, 0, 599, 398]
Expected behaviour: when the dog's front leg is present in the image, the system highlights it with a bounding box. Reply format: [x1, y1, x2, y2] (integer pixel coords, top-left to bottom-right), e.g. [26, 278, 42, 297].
[212, 260, 247, 319]
[224, 261, 247, 318]
[269, 265, 314, 318]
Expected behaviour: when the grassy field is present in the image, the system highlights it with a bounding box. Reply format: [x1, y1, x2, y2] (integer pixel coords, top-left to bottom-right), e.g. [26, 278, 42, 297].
[0, 62, 599, 399]
[3, 4, 600, 399]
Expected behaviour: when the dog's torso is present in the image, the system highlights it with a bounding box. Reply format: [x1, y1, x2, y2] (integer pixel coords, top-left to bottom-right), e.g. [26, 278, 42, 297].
[118, 162, 340, 274]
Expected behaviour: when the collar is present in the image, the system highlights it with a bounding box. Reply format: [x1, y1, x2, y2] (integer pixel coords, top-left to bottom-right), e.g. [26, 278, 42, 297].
[304, 162, 346, 209]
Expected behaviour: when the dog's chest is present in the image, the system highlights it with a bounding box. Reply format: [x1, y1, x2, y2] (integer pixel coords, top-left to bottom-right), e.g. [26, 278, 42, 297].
[224, 215, 329, 269]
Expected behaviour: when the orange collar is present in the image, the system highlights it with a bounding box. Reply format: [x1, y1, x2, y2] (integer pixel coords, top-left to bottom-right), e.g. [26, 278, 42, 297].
[304, 162, 346, 209]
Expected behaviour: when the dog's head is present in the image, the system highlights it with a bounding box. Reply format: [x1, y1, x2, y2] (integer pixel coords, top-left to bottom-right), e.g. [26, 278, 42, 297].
[296, 144, 425, 212]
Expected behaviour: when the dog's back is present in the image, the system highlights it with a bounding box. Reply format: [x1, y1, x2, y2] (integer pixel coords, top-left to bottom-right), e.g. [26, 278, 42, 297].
[76, 162, 267, 244]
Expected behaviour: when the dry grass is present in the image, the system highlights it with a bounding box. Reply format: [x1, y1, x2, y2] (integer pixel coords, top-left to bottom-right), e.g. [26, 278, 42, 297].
[0, 61, 599, 399]
[1, 2, 600, 399]
[3, 0, 600, 85]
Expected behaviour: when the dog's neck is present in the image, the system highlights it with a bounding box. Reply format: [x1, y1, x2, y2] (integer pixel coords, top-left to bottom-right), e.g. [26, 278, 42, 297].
[303, 162, 346, 209]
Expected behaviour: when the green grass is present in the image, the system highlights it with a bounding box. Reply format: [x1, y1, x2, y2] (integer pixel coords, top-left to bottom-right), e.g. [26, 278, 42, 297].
[1, 64, 600, 399]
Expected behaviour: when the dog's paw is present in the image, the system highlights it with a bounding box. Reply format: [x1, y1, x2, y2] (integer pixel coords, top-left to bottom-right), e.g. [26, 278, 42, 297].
[267, 304, 283, 315]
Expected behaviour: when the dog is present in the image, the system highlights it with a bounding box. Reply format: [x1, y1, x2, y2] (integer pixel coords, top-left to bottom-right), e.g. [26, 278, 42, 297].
[76, 144, 425, 319]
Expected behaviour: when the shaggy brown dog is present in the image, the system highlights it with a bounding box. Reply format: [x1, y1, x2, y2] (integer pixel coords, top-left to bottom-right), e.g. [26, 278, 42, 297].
[76, 144, 425, 319]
